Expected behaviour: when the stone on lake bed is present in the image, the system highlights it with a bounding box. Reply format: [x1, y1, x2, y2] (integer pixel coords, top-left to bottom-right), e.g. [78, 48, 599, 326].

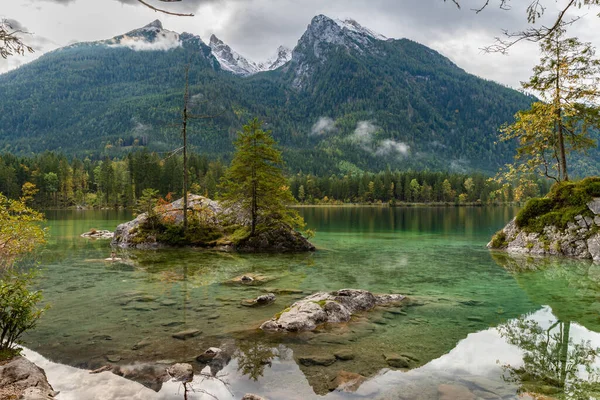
[132, 338, 152, 350]
[166, 363, 193, 383]
[105, 354, 121, 363]
[161, 321, 184, 327]
[241, 293, 276, 307]
[261, 289, 406, 332]
[226, 274, 272, 286]
[196, 347, 222, 363]
[298, 355, 337, 367]
[172, 329, 202, 340]
[334, 350, 355, 361]
[384, 353, 410, 368]
[328, 370, 366, 392]
[438, 384, 476, 400]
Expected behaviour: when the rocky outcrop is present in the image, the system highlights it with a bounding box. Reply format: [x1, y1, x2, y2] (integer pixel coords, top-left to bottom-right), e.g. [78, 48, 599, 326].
[112, 195, 221, 249]
[260, 289, 405, 332]
[489, 197, 600, 263]
[111, 195, 315, 252]
[234, 223, 316, 253]
[0, 357, 57, 400]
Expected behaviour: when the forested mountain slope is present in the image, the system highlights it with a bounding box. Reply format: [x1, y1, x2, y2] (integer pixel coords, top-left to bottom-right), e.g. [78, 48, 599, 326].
[0, 15, 546, 174]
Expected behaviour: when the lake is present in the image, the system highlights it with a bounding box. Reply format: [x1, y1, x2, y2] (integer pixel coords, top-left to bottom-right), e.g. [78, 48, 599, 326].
[22, 207, 600, 399]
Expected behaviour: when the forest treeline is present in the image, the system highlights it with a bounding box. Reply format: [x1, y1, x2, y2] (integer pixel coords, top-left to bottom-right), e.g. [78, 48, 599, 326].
[0, 151, 550, 208]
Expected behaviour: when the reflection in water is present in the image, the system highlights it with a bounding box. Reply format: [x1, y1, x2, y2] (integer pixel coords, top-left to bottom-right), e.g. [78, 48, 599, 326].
[235, 341, 276, 381]
[499, 317, 600, 399]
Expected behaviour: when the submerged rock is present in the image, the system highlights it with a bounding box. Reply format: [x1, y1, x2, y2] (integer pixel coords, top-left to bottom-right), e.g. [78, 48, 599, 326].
[172, 329, 201, 340]
[81, 229, 113, 239]
[166, 363, 193, 383]
[328, 371, 366, 392]
[196, 347, 222, 363]
[260, 289, 406, 332]
[298, 355, 337, 366]
[242, 293, 276, 307]
[383, 353, 410, 368]
[0, 356, 57, 400]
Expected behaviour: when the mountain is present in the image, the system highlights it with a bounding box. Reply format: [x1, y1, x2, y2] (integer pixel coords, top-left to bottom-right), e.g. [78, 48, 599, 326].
[2, 14, 583, 175]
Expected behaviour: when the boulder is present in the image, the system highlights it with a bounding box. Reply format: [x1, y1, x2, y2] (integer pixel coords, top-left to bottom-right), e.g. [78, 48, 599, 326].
[588, 198, 600, 215]
[112, 195, 222, 249]
[260, 289, 405, 332]
[242, 293, 276, 307]
[196, 347, 222, 363]
[489, 217, 598, 262]
[0, 357, 57, 400]
[166, 363, 193, 383]
[234, 223, 316, 253]
[111, 195, 315, 253]
[328, 371, 366, 392]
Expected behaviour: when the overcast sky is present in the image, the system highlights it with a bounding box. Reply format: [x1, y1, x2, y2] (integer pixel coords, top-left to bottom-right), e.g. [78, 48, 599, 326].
[1, 0, 599, 88]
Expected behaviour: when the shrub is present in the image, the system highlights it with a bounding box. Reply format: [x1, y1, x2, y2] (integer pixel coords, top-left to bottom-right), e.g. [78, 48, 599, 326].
[515, 198, 554, 228]
[0, 272, 47, 359]
[490, 230, 508, 249]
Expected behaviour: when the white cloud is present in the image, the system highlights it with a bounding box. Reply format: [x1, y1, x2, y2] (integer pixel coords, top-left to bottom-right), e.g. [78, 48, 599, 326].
[350, 121, 410, 158]
[108, 32, 181, 51]
[376, 139, 410, 156]
[310, 116, 336, 135]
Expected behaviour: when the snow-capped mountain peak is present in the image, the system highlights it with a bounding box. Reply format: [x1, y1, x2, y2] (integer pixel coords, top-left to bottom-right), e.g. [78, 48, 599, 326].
[103, 20, 182, 51]
[257, 46, 292, 71]
[209, 34, 260, 76]
[334, 18, 387, 41]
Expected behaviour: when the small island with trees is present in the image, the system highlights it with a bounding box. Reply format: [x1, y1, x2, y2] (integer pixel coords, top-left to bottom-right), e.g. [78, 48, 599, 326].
[112, 118, 315, 252]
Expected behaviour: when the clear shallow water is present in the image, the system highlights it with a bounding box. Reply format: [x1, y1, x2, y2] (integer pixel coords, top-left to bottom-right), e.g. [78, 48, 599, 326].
[22, 207, 600, 399]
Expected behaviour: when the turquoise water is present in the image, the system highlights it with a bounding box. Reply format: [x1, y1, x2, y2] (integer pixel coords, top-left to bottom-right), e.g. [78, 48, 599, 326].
[22, 207, 600, 399]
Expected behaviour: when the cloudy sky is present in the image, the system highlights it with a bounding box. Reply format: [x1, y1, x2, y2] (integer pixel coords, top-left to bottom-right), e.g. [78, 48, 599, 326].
[1, 0, 599, 88]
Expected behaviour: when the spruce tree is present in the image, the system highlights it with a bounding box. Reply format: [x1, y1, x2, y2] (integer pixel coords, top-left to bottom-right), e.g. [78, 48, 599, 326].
[219, 118, 302, 237]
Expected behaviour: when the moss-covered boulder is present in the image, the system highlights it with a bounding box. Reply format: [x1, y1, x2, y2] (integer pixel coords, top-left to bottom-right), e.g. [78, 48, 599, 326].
[489, 178, 600, 262]
[111, 195, 314, 252]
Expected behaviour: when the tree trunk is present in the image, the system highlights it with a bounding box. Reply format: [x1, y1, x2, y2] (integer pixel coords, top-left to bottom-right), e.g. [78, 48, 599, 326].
[555, 39, 568, 182]
[559, 321, 571, 388]
[182, 68, 189, 232]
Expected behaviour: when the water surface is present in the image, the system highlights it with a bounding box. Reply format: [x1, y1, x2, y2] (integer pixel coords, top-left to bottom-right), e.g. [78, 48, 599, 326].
[24, 207, 600, 399]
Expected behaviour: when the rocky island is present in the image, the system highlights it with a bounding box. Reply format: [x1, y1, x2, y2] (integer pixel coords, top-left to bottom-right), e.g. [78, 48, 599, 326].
[111, 194, 315, 253]
[489, 178, 600, 262]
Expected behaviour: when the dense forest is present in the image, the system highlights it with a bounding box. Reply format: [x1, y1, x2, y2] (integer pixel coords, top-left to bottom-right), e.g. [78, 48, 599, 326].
[0, 18, 550, 175]
[0, 151, 550, 209]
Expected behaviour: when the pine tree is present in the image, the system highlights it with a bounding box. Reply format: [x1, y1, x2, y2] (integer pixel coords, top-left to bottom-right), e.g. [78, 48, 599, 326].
[499, 28, 600, 182]
[219, 118, 302, 237]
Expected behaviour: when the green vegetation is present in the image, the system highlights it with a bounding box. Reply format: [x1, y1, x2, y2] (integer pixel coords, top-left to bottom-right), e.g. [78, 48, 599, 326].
[0, 28, 543, 175]
[514, 177, 600, 233]
[490, 230, 508, 249]
[498, 28, 600, 184]
[218, 118, 303, 236]
[0, 272, 47, 361]
[0, 189, 47, 361]
[0, 151, 552, 209]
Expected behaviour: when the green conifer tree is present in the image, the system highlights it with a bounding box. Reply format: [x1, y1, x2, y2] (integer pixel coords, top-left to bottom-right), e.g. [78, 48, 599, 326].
[219, 118, 303, 237]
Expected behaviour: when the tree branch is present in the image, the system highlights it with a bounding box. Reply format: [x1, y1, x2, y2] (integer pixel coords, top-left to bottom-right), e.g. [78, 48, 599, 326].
[136, 0, 194, 17]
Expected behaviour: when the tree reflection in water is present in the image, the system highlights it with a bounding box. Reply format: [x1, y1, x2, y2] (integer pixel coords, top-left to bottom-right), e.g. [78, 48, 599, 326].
[235, 341, 276, 381]
[498, 317, 600, 399]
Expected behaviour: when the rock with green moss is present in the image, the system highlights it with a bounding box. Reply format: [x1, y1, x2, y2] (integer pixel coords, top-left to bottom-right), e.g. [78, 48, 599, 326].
[111, 194, 314, 252]
[260, 289, 406, 332]
[488, 178, 600, 262]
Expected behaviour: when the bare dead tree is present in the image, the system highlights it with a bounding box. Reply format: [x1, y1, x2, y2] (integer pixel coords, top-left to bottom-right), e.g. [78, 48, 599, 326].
[0, 19, 34, 59]
[444, 0, 600, 53]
